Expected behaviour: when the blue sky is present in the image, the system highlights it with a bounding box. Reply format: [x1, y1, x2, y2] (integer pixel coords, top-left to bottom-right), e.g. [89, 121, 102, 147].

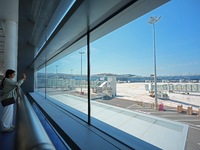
[50, 0, 200, 76]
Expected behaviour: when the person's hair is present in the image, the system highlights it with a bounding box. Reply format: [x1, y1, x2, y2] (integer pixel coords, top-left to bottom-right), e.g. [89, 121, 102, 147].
[1, 69, 15, 87]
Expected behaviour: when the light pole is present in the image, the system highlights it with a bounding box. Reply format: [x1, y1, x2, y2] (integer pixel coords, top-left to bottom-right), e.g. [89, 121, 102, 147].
[148, 16, 161, 110]
[56, 65, 58, 88]
[79, 51, 85, 94]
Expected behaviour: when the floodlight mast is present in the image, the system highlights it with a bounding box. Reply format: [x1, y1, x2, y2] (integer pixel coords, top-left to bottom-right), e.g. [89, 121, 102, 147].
[148, 16, 161, 110]
[79, 51, 85, 93]
[148, 16, 161, 24]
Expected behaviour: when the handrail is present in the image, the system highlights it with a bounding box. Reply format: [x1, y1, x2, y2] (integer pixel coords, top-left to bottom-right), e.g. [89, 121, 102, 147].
[16, 88, 55, 150]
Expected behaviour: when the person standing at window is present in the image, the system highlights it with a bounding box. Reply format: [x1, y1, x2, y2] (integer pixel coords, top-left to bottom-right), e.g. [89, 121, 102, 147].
[1, 69, 26, 133]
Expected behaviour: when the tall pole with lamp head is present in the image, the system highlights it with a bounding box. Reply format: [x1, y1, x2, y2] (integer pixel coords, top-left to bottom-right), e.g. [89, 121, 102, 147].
[148, 16, 161, 110]
[56, 65, 58, 88]
[79, 51, 85, 94]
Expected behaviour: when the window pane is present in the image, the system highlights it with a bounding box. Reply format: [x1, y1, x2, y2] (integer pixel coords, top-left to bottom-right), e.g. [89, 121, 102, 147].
[46, 47, 88, 118]
[35, 66, 46, 97]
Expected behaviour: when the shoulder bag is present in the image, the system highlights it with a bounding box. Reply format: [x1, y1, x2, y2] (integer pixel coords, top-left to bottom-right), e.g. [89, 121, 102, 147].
[1, 79, 16, 107]
[1, 97, 15, 107]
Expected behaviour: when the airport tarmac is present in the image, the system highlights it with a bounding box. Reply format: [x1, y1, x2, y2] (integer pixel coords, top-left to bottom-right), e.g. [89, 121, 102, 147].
[98, 83, 200, 150]
[48, 82, 200, 150]
[96, 97, 200, 150]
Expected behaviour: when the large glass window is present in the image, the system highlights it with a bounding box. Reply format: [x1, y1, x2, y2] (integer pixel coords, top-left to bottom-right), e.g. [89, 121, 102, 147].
[34, 0, 200, 149]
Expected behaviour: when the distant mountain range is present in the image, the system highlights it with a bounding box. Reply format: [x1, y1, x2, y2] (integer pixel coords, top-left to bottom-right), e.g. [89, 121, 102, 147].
[92, 73, 138, 77]
[37, 72, 200, 78]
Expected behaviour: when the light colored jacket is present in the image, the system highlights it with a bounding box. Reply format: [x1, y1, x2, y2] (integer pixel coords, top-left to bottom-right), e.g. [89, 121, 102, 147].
[2, 78, 24, 100]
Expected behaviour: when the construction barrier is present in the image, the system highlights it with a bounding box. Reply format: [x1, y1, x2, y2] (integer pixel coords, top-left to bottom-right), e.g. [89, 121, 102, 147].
[187, 106, 193, 115]
[198, 107, 200, 117]
[151, 103, 155, 109]
[177, 105, 183, 113]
